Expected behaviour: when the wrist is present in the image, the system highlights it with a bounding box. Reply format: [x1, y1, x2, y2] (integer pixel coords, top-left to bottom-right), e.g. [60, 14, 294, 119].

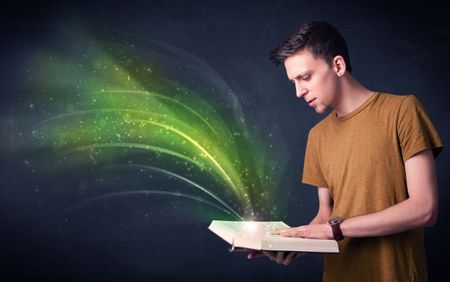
[328, 217, 344, 241]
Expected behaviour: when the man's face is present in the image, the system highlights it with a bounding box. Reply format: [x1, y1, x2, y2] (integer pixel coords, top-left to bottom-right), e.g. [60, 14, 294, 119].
[284, 49, 339, 114]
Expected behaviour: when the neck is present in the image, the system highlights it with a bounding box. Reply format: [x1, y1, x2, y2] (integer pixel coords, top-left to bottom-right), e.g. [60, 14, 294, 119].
[332, 73, 376, 117]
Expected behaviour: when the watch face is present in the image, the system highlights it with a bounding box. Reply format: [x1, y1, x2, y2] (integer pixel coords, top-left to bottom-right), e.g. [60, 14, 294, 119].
[329, 217, 342, 225]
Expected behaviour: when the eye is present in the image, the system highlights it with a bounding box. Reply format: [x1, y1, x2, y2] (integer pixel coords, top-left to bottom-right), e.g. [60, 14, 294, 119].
[302, 75, 310, 81]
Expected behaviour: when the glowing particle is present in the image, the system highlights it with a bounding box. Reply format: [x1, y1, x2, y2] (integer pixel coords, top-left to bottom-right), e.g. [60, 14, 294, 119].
[22, 36, 287, 220]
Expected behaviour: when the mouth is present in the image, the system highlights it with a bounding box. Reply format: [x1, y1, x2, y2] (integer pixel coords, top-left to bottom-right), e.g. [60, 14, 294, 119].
[307, 98, 316, 105]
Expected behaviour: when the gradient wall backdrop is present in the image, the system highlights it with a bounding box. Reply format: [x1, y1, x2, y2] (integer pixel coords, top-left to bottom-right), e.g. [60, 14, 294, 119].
[1, 1, 449, 281]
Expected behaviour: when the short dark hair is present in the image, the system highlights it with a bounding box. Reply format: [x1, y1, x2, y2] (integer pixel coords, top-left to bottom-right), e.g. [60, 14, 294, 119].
[270, 21, 352, 73]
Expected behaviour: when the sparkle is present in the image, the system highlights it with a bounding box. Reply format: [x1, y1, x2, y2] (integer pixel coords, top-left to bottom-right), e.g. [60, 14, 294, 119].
[20, 31, 286, 220]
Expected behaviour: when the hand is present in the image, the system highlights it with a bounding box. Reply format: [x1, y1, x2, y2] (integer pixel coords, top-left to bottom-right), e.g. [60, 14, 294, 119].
[272, 224, 333, 240]
[247, 250, 304, 265]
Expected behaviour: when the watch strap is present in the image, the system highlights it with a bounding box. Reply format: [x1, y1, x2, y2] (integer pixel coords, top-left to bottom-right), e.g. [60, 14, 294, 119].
[328, 217, 344, 241]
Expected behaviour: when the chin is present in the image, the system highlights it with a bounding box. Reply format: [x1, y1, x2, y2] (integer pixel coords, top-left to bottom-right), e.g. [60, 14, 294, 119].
[315, 105, 328, 114]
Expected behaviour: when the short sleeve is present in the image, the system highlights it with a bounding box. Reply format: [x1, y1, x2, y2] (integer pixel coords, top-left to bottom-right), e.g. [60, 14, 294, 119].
[302, 129, 329, 188]
[397, 95, 443, 161]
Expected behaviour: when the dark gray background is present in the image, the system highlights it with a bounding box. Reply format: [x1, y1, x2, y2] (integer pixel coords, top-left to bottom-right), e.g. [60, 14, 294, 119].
[1, 0, 449, 281]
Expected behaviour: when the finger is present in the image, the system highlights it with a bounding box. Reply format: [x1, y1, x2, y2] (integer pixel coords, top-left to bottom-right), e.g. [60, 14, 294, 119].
[278, 230, 291, 237]
[247, 251, 264, 259]
[248, 253, 265, 259]
[271, 228, 290, 235]
[275, 251, 285, 264]
[262, 251, 277, 261]
[271, 229, 283, 235]
[279, 230, 296, 237]
[282, 252, 297, 265]
[281, 227, 308, 237]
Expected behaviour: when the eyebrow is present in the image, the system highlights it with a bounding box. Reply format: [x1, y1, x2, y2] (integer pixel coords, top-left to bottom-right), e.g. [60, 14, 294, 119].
[289, 71, 311, 81]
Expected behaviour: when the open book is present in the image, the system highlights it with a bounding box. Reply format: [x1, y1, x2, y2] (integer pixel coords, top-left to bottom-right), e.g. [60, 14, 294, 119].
[208, 220, 339, 253]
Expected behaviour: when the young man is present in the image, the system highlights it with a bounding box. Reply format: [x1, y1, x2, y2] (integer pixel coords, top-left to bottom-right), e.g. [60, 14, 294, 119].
[249, 21, 443, 281]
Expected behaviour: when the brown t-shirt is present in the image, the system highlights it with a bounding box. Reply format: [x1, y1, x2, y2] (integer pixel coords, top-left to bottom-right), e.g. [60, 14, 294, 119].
[302, 92, 443, 282]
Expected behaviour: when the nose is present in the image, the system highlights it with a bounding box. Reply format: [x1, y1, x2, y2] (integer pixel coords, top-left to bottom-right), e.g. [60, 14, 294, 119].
[296, 86, 308, 98]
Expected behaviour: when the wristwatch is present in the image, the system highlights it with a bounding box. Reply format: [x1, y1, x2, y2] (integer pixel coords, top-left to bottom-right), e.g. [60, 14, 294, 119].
[328, 217, 344, 241]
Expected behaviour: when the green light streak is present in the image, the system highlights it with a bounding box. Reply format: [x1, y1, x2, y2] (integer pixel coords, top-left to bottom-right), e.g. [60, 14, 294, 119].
[116, 164, 243, 220]
[38, 108, 167, 125]
[58, 190, 239, 220]
[60, 142, 203, 168]
[129, 118, 247, 203]
[21, 31, 285, 220]
[93, 89, 221, 138]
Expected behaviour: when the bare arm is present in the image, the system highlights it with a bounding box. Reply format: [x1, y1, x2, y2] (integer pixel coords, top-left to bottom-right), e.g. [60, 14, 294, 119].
[309, 187, 332, 224]
[340, 148, 438, 237]
[275, 148, 438, 239]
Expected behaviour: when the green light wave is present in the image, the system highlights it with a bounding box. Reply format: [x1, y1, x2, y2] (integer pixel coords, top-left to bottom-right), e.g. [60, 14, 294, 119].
[113, 164, 243, 220]
[59, 142, 203, 168]
[58, 190, 239, 220]
[22, 30, 285, 220]
[129, 118, 247, 202]
[93, 89, 221, 138]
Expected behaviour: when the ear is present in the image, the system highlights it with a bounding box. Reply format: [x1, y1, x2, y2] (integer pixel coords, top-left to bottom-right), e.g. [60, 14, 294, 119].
[332, 55, 346, 77]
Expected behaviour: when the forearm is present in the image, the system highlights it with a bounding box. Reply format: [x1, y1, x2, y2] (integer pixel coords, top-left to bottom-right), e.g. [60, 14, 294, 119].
[278, 150, 438, 240]
[341, 197, 437, 238]
[342, 150, 439, 238]
[309, 187, 333, 225]
[278, 194, 437, 240]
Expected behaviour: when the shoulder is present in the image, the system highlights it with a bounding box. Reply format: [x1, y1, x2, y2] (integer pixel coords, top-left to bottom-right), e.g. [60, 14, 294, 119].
[376, 92, 412, 107]
[374, 92, 422, 117]
[398, 94, 422, 110]
[378, 93, 425, 116]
